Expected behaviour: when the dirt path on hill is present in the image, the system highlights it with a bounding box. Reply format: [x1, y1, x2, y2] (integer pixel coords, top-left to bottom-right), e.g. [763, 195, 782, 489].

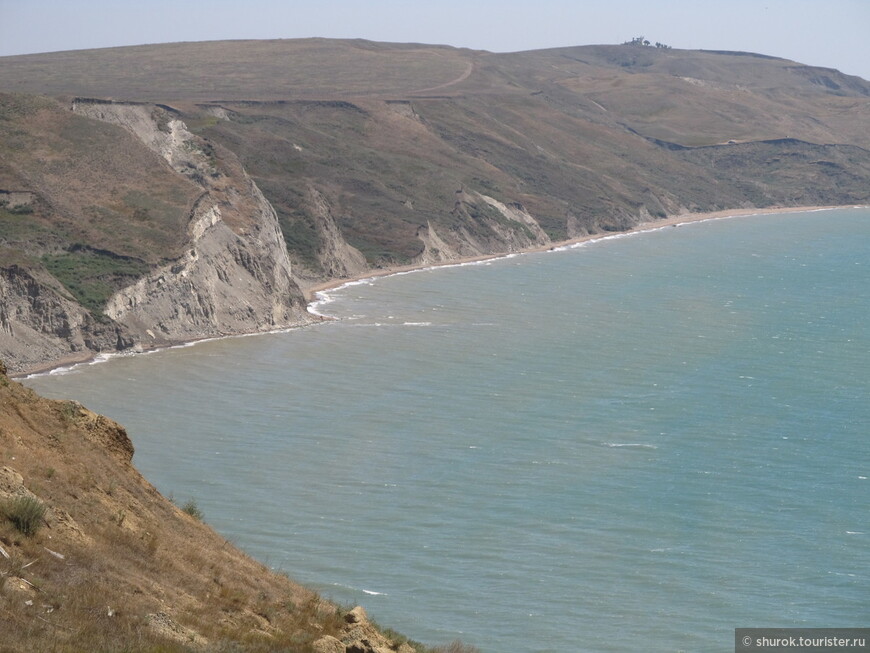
[411, 60, 474, 94]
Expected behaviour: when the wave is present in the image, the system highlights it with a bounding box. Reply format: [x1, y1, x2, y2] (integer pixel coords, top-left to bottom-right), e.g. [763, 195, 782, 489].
[600, 442, 659, 450]
[307, 254, 529, 318]
[328, 582, 387, 596]
[22, 324, 305, 379]
[24, 352, 116, 379]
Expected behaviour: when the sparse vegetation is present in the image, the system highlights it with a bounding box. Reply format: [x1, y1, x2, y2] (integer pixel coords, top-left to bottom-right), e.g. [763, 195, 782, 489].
[0, 374, 381, 652]
[181, 498, 204, 521]
[59, 399, 80, 423]
[0, 37, 869, 650]
[625, 35, 671, 49]
[430, 641, 482, 653]
[41, 248, 149, 316]
[2, 495, 46, 536]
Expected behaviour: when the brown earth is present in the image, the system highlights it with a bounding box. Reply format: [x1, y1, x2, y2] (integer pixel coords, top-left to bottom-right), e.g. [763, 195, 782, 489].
[0, 362, 469, 652]
[2, 40, 870, 374]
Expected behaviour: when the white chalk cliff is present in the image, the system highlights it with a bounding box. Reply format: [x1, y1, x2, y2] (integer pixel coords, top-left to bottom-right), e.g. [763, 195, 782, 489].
[73, 101, 310, 348]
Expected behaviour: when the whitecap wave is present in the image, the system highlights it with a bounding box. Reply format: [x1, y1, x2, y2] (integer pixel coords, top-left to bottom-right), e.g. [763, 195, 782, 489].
[24, 351, 123, 379]
[328, 582, 387, 596]
[601, 442, 659, 450]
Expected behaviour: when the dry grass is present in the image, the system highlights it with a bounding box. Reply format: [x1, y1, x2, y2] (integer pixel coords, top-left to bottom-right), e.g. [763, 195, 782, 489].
[0, 93, 198, 265]
[3, 41, 869, 283]
[0, 39, 474, 102]
[0, 367, 478, 652]
[1, 495, 46, 536]
[0, 371, 354, 652]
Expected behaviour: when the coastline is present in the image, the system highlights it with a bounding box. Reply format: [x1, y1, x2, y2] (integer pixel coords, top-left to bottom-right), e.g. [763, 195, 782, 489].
[13, 203, 858, 379]
[302, 204, 854, 300]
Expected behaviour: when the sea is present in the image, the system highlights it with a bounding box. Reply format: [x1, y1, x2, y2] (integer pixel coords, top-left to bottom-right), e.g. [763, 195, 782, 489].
[26, 208, 870, 653]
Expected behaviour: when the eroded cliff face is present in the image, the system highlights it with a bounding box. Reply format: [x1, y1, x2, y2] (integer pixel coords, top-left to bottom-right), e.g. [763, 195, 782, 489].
[67, 102, 310, 351]
[0, 265, 130, 373]
[301, 186, 369, 282]
[414, 190, 552, 265]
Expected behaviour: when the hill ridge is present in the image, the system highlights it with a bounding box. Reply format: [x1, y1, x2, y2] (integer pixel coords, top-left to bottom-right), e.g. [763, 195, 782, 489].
[1, 38, 869, 373]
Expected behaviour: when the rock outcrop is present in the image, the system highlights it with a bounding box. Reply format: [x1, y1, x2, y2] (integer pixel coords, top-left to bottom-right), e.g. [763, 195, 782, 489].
[74, 100, 311, 346]
[415, 190, 551, 265]
[0, 264, 131, 373]
[299, 186, 369, 283]
[0, 101, 312, 374]
[314, 606, 418, 653]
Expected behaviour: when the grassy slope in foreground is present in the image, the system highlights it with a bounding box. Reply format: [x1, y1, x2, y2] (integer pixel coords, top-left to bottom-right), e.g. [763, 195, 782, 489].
[0, 361, 471, 652]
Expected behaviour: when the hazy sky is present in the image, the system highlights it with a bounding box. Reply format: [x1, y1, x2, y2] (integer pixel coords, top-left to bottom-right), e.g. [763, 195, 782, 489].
[1, 0, 868, 80]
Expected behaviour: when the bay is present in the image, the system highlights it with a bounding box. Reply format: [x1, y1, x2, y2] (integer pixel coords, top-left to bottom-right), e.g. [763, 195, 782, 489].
[27, 208, 870, 652]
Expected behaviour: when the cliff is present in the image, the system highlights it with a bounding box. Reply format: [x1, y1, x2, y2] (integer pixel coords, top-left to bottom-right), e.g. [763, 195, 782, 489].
[0, 361, 440, 652]
[0, 95, 311, 374]
[73, 100, 309, 346]
[1, 39, 869, 373]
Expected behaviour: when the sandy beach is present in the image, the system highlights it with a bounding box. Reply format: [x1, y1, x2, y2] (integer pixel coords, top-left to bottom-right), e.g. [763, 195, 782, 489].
[302, 204, 856, 300]
[16, 203, 861, 378]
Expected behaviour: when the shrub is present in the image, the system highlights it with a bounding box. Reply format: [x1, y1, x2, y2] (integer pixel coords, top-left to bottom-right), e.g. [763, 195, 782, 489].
[3, 495, 47, 536]
[181, 499, 204, 521]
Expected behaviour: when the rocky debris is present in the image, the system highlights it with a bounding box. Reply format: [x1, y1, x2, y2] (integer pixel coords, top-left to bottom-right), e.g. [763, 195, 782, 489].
[313, 605, 417, 653]
[67, 402, 135, 464]
[313, 635, 346, 653]
[146, 611, 207, 647]
[0, 466, 26, 496]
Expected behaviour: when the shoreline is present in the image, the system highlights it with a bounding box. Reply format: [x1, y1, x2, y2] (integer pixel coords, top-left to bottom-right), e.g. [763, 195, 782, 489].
[302, 203, 854, 299]
[14, 203, 860, 379]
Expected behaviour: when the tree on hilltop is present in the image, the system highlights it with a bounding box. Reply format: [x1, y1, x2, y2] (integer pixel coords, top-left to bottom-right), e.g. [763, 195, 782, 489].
[625, 36, 651, 46]
[624, 36, 671, 49]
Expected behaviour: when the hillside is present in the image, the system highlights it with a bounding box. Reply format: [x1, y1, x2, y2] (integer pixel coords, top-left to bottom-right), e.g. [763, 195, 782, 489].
[0, 360, 459, 652]
[1, 38, 869, 372]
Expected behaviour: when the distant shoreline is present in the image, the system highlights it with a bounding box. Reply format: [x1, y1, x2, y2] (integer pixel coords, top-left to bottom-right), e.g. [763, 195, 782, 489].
[16, 203, 862, 379]
[302, 204, 855, 300]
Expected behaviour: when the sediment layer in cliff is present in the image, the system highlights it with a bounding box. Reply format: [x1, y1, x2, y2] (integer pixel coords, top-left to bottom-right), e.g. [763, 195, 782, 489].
[0, 95, 311, 374]
[2, 40, 869, 373]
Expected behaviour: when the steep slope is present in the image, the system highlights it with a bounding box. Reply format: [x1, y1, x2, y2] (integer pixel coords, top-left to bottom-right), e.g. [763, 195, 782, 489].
[72, 99, 309, 344]
[0, 94, 311, 374]
[0, 361, 431, 652]
[186, 42, 870, 277]
[1, 39, 869, 368]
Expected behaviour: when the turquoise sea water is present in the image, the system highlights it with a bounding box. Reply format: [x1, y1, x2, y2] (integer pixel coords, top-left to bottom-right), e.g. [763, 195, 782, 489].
[27, 208, 870, 652]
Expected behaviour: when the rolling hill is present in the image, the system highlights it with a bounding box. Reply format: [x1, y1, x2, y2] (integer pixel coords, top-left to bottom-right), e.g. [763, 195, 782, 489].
[0, 37, 868, 652]
[1, 38, 868, 369]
